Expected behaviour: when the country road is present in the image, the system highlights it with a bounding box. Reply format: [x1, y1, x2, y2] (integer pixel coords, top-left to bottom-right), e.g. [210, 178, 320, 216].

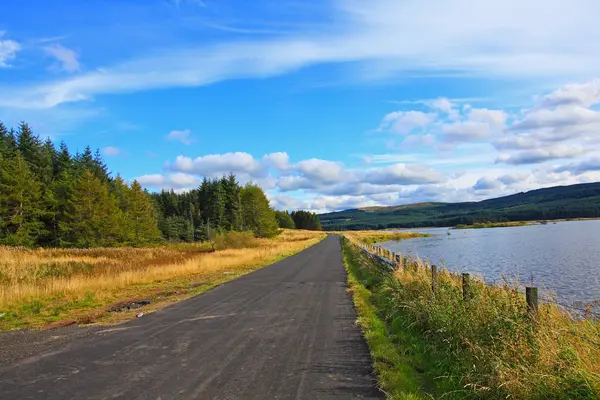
[0, 235, 383, 399]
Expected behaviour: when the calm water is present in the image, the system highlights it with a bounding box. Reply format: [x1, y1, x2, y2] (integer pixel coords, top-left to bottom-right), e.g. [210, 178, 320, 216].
[382, 220, 600, 307]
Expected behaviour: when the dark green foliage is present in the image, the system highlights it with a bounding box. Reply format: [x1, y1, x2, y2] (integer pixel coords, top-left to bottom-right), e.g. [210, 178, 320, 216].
[0, 120, 161, 248]
[239, 183, 280, 238]
[290, 210, 322, 230]
[320, 183, 600, 230]
[275, 210, 296, 229]
[0, 120, 283, 247]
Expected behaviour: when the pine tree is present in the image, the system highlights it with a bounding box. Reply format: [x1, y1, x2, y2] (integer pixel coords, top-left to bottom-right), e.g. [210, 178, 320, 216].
[125, 181, 161, 244]
[222, 173, 241, 231]
[0, 153, 44, 246]
[56, 141, 72, 177]
[290, 210, 322, 231]
[60, 170, 121, 248]
[16, 122, 41, 166]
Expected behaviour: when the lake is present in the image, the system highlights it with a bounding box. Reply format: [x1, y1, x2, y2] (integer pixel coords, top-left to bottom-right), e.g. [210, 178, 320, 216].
[380, 220, 600, 309]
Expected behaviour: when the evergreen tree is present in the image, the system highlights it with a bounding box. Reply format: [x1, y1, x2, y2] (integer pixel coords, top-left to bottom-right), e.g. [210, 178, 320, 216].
[16, 122, 41, 167]
[275, 210, 296, 229]
[0, 154, 45, 246]
[56, 141, 72, 177]
[291, 210, 322, 230]
[222, 173, 241, 231]
[60, 170, 121, 248]
[125, 181, 161, 244]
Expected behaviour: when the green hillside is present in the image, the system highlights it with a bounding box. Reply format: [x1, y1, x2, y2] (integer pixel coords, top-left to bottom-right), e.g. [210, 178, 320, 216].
[319, 182, 600, 230]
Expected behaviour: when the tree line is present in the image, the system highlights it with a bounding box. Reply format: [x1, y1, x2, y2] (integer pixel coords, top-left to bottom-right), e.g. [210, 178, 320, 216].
[0, 121, 321, 248]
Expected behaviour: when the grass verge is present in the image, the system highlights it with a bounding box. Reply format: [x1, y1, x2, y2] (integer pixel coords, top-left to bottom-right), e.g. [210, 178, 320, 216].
[341, 235, 600, 399]
[0, 230, 325, 330]
[341, 236, 432, 400]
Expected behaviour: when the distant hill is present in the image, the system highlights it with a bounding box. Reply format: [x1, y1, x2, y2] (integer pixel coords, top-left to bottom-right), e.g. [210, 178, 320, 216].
[319, 182, 600, 230]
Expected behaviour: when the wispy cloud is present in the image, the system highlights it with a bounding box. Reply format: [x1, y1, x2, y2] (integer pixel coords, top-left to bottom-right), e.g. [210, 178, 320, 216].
[102, 146, 121, 157]
[0, 32, 20, 68]
[3, 0, 600, 109]
[43, 44, 81, 73]
[165, 129, 194, 145]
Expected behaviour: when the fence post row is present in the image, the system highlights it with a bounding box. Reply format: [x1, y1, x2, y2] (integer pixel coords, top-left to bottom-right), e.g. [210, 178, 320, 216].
[363, 245, 541, 318]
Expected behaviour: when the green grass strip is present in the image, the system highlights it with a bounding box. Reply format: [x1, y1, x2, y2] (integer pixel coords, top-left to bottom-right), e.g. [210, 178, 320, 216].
[341, 237, 431, 400]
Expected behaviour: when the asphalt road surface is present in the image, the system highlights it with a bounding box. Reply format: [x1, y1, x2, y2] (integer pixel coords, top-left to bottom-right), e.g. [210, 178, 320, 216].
[0, 235, 383, 400]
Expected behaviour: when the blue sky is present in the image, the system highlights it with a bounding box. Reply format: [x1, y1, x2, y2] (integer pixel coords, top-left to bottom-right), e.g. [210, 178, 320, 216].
[1, 0, 600, 212]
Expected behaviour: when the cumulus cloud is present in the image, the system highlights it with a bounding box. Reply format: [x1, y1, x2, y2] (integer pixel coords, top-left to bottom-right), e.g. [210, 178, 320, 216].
[473, 176, 501, 191]
[428, 98, 453, 113]
[496, 145, 585, 165]
[442, 121, 493, 142]
[379, 110, 434, 134]
[166, 129, 194, 145]
[262, 152, 291, 170]
[134, 80, 600, 212]
[0, 32, 20, 67]
[169, 152, 266, 178]
[493, 79, 600, 166]
[136, 172, 200, 189]
[541, 79, 600, 108]
[555, 157, 600, 175]
[468, 108, 508, 127]
[43, 44, 81, 73]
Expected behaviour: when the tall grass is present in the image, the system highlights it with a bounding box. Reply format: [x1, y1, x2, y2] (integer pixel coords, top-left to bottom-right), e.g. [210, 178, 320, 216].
[0, 230, 325, 329]
[342, 236, 600, 399]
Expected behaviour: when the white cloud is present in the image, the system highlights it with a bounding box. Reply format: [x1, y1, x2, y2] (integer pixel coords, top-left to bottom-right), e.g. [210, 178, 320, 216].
[169, 152, 266, 178]
[43, 44, 81, 73]
[379, 110, 434, 134]
[541, 79, 600, 108]
[494, 79, 600, 165]
[555, 157, 600, 175]
[262, 152, 291, 170]
[496, 145, 585, 165]
[136, 172, 200, 189]
[133, 80, 600, 212]
[166, 129, 194, 145]
[0, 32, 20, 68]
[442, 121, 493, 142]
[102, 146, 121, 157]
[428, 98, 453, 113]
[473, 176, 501, 191]
[294, 158, 348, 183]
[468, 108, 508, 127]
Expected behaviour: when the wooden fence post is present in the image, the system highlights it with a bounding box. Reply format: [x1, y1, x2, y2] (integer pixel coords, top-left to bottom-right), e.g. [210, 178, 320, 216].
[462, 273, 470, 301]
[431, 265, 438, 294]
[526, 287, 538, 316]
[403, 257, 409, 271]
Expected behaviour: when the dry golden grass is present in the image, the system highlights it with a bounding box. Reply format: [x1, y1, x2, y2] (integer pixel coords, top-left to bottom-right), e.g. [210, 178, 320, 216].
[0, 230, 325, 329]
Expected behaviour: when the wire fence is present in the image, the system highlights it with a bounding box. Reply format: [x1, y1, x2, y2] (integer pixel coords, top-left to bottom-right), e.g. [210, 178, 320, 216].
[353, 239, 600, 321]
